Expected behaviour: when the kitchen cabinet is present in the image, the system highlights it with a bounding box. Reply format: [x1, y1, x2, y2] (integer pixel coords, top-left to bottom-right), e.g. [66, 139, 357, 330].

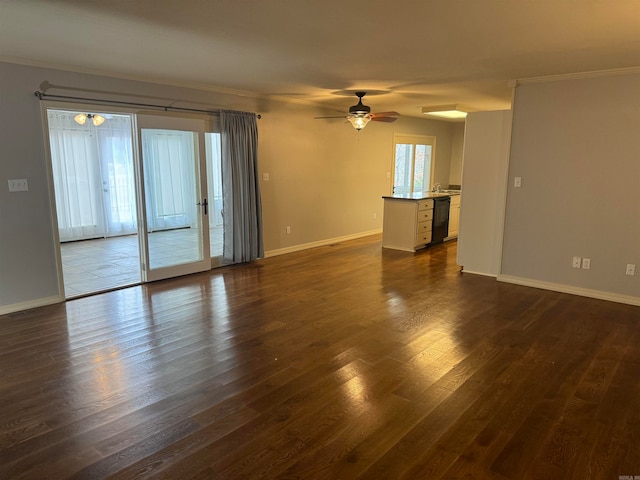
[382, 195, 436, 252]
[446, 194, 461, 239]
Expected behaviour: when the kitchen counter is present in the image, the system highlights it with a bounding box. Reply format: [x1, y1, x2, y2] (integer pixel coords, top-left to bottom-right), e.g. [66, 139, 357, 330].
[381, 191, 462, 251]
[382, 191, 460, 201]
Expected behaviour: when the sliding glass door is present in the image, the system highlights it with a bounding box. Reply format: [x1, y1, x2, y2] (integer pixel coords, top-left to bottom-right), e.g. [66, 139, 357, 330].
[46, 108, 218, 297]
[136, 114, 210, 282]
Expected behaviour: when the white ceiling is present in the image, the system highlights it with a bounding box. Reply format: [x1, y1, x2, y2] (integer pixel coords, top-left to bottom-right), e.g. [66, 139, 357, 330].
[1, 0, 639, 118]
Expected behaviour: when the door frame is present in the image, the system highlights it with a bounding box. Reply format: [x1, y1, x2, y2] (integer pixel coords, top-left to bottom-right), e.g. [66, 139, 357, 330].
[134, 112, 211, 282]
[40, 101, 217, 298]
[41, 101, 144, 299]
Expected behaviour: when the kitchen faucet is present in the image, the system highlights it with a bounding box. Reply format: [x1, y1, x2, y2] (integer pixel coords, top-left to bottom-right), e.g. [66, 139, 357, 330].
[432, 183, 441, 192]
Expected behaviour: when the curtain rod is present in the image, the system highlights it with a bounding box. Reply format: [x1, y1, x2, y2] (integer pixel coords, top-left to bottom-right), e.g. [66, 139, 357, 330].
[33, 91, 261, 119]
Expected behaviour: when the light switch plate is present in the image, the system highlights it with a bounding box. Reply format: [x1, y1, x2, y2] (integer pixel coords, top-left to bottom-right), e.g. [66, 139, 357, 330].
[8, 179, 29, 192]
[514, 176, 522, 188]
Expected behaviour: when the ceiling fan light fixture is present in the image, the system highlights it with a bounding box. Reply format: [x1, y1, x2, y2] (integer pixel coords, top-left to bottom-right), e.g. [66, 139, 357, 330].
[421, 105, 475, 120]
[348, 114, 372, 130]
[314, 92, 396, 130]
[74, 113, 106, 126]
[91, 114, 105, 126]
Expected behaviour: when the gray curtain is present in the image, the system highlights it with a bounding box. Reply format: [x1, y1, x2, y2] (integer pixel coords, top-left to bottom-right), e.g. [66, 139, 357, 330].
[220, 110, 264, 263]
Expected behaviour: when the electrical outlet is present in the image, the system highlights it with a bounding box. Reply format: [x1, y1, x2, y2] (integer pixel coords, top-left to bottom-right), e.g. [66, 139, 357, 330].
[286, 226, 291, 235]
[262, 173, 270, 181]
[626, 264, 636, 276]
[582, 258, 591, 270]
[514, 177, 522, 188]
[572, 256, 581, 268]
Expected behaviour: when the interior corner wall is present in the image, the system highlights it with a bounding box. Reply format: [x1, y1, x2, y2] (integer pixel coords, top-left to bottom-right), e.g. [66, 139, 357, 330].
[500, 72, 640, 304]
[457, 110, 511, 276]
[0, 61, 457, 314]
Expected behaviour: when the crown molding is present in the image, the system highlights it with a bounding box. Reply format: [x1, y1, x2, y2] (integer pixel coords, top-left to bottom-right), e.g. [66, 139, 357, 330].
[512, 66, 640, 86]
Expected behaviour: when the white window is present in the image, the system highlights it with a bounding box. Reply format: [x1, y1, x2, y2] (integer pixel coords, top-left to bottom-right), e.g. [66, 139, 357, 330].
[392, 134, 436, 195]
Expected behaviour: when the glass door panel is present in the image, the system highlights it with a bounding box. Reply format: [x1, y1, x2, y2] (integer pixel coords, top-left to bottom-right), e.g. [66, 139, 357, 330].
[412, 144, 432, 193]
[136, 115, 210, 282]
[393, 143, 413, 195]
[205, 132, 224, 261]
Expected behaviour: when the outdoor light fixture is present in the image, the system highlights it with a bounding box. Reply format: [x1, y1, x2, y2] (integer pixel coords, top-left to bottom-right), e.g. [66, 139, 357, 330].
[74, 113, 106, 126]
[421, 105, 475, 120]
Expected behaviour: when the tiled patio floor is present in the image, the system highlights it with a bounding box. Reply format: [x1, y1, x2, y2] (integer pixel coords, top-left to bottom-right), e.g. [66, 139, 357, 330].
[60, 227, 223, 297]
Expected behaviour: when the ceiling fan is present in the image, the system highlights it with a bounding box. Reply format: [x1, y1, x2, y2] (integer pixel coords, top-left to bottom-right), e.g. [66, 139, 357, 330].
[314, 92, 399, 130]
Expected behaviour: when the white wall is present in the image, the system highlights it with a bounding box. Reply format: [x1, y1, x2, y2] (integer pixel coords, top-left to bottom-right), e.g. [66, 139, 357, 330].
[448, 122, 465, 186]
[500, 72, 640, 305]
[457, 110, 511, 276]
[0, 61, 459, 314]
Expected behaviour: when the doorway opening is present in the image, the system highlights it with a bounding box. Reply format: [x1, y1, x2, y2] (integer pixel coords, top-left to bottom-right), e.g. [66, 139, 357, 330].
[48, 109, 140, 297]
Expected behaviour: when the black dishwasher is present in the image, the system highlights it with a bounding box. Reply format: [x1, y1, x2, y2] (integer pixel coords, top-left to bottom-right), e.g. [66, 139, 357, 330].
[431, 196, 450, 244]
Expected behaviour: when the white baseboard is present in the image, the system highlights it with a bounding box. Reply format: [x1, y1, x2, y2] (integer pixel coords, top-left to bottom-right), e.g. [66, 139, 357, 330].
[265, 229, 382, 258]
[497, 274, 640, 307]
[0, 295, 63, 316]
[461, 269, 498, 278]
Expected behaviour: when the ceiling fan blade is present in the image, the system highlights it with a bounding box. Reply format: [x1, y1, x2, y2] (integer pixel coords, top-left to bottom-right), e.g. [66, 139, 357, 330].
[371, 116, 398, 123]
[314, 115, 347, 119]
[371, 111, 399, 117]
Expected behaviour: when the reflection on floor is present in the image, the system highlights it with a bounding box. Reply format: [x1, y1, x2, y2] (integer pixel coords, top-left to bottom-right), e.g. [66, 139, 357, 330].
[61, 227, 223, 298]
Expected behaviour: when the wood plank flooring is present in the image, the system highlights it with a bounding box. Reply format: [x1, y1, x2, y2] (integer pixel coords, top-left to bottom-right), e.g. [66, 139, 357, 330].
[1, 235, 639, 479]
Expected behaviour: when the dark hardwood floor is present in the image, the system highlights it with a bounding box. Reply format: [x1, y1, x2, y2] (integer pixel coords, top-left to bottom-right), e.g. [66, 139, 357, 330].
[1, 235, 639, 479]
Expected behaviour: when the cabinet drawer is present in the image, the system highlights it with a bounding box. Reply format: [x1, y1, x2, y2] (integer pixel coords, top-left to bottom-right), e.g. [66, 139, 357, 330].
[416, 231, 432, 246]
[418, 199, 434, 211]
[417, 209, 434, 223]
[417, 220, 432, 234]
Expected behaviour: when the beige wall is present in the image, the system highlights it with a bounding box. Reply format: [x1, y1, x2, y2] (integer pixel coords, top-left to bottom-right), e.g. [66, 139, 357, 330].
[0, 61, 459, 313]
[258, 98, 456, 252]
[500, 72, 640, 303]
